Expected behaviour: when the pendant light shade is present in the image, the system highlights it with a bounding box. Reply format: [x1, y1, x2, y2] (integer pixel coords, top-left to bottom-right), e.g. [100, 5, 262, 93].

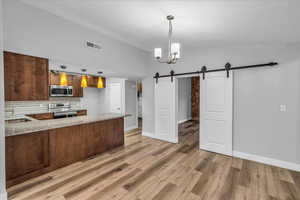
[81, 75, 88, 88]
[60, 72, 68, 86]
[97, 77, 104, 88]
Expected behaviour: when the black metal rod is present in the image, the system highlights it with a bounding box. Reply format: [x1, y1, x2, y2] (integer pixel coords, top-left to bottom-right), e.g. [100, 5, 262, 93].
[153, 62, 278, 79]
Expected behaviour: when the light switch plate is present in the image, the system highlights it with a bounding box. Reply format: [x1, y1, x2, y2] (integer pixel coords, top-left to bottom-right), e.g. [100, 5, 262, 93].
[280, 104, 287, 112]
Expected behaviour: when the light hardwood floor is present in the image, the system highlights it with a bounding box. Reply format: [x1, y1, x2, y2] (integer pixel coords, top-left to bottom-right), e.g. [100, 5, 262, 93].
[7, 121, 300, 200]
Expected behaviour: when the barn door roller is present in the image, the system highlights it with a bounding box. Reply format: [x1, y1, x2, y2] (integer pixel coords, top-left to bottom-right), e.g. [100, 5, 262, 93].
[201, 66, 207, 80]
[225, 63, 231, 78]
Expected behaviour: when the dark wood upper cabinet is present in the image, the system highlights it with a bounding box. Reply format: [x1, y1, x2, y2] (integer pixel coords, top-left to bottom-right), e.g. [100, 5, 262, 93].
[49, 72, 73, 86]
[87, 76, 98, 87]
[87, 76, 106, 88]
[4, 52, 49, 101]
[72, 75, 83, 97]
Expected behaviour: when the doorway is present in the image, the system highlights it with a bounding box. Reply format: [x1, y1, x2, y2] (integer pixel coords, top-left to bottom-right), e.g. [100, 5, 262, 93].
[177, 77, 199, 145]
[109, 83, 122, 114]
[137, 81, 142, 129]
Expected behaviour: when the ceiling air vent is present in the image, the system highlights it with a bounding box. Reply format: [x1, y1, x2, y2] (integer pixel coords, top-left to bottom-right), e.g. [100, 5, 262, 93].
[86, 41, 102, 50]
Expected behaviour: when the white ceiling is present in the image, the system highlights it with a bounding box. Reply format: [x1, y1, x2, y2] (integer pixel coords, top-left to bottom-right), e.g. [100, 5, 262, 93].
[20, 0, 300, 51]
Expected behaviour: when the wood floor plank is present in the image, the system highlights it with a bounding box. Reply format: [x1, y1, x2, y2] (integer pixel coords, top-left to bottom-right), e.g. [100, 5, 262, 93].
[82, 169, 142, 200]
[151, 183, 177, 200]
[63, 163, 129, 199]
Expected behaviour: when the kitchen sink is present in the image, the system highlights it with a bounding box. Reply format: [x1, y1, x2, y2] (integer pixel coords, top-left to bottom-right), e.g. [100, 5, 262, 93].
[5, 118, 32, 124]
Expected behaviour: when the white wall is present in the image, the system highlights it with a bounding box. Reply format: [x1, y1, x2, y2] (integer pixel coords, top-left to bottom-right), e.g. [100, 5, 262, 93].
[0, 0, 6, 198]
[80, 88, 106, 116]
[143, 45, 300, 166]
[142, 77, 155, 135]
[178, 78, 191, 123]
[125, 80, 138, 131]
[3, 0, 148, 79]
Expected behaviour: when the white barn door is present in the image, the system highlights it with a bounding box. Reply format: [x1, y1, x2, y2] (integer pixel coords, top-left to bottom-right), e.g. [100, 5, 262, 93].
[200, 71, 233, 156]
[155, 77, 178, 143]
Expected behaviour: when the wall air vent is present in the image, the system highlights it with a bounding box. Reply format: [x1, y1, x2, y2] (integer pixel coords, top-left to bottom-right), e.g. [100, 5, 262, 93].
[86, 41, 102, 50]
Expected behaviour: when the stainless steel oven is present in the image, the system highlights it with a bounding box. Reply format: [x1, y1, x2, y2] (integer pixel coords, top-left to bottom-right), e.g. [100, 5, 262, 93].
[48, 103, 78, 119]
[50, 85, 73, 97]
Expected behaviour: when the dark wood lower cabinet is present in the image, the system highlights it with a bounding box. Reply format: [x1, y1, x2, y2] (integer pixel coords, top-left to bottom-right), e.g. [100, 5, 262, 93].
[5, 131, 50, 186]
[49, 125, 87, 169]
[5, 118, 124, 187]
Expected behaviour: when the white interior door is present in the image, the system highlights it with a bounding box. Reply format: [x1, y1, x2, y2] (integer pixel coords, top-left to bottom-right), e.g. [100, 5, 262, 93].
[200, 71, 233, 156]
[155, 77, 178, 143]
[110, 83, 122, 114]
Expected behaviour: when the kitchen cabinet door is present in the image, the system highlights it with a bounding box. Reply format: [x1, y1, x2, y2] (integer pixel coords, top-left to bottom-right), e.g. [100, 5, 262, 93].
[72, 75, 84, 97]
[85, 122, 107, 157]
[112, 118, 125, 147]
[49, 125, 87, 168]
[87, 76, 97, 87]
[4, 52, 49, 101]
[87, 76, 106, 88]
[5, 131, 50, 181]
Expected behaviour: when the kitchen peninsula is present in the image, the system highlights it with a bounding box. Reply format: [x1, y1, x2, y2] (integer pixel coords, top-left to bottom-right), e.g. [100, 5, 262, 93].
[5, 114, 125, 187]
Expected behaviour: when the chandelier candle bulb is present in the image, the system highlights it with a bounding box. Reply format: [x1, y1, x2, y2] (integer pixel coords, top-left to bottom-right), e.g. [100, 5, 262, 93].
[154, 48, 162, 59]
[171, 43, 180, 59]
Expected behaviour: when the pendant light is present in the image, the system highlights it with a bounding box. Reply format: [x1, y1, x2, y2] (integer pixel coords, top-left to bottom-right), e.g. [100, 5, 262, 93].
[97, 71, 104, 88]
[59, 72, 68, 86]
[59, 66, 68, 86]
[81, 69, 88, 88]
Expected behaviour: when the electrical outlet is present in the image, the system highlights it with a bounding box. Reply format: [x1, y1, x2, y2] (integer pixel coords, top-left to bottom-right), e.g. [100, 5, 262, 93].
[280, 104, 287, 112]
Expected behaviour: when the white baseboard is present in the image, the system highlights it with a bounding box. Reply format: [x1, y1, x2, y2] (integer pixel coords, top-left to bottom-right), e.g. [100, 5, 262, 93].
[0, 192, 7, 200]
[125, 125, 138, 132]
[141, 132, 177, 143]
[142, 132, 154, 137]
[177, 118, 192, 124]
[233, 151, 300, 172]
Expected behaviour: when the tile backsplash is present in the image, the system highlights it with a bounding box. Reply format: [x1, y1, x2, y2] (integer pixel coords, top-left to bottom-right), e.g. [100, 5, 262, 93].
[5, 98, 85, 118]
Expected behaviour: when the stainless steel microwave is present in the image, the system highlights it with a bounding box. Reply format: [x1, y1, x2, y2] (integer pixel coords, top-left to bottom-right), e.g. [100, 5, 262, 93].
[50, 85, 73, 97]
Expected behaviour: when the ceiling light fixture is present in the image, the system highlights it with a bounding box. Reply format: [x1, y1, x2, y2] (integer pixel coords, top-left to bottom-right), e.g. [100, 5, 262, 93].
[154, 15, 180, 64]
[97, 71, 104, 89]
[81, 69, 88, 88]
[59, 66, 68, 86]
